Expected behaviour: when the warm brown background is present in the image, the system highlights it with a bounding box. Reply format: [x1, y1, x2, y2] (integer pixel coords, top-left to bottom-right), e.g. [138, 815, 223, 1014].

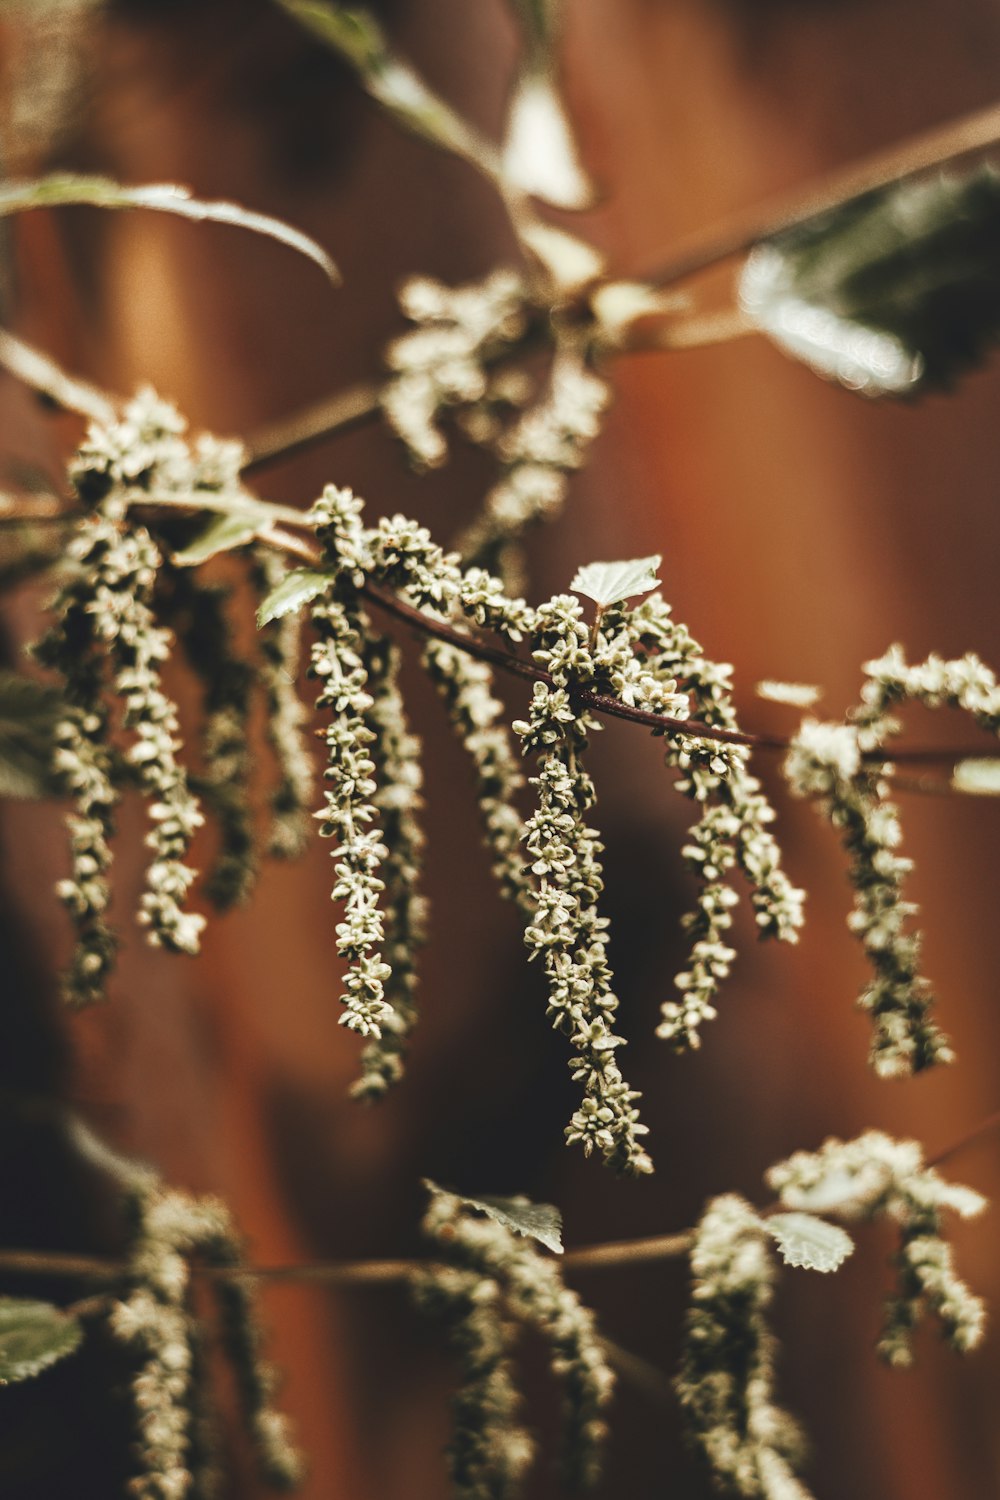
[1, 0, 999, 1496]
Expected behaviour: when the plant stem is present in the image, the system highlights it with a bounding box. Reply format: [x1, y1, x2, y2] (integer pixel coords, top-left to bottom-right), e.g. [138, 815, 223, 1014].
[242, 380, 381, 475]
[3, 493, 995, 770]
[634, 99, 1000, 291]
[0, 1234, 694, 1288]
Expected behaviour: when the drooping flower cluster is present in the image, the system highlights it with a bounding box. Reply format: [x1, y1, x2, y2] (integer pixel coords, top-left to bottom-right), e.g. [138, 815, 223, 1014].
[309, 591, 393, 1039]
[784, 646, 1000, 1076]
[766, 1130, 987, 1367]
[630, 595, 805, 1050]
[784, 711, 948, 1077]
[111, 1178, 302, 1500]
[351, 634, 428, 1099]
[677, 1194, 812, 1500]
[423, 641, 530, 910]
[381, 271, 531, 471]
[34, 391, 292, 1002]
[513, 593, 693, 1174]
[36, 510, 206, 997]
[416, 1183, 614, 1497]
[412, 1264, 531, 1500]
[456, 349, 610, 570]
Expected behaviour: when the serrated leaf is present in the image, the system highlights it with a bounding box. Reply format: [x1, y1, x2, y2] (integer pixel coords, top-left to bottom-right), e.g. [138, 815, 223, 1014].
[0, 175, 338, 284]
[256, 566, 332, 627]
[765, 1212, 854, 1273]
[458, 1192, 564, 1254]
[502, 73, 593, 211]
[0, 1299, 83, 1384]
[952, 757, 1000, 795]
[739, 164, 1000, 395]
[571, 555, 662, 607]
[171, 511, 264, 567]
[0, 670, 59, 799]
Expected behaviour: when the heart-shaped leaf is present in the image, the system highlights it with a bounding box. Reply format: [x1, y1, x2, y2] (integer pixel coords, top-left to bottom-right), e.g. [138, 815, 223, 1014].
[452, 1191, 564, 1255]
[571, 555, 661, 607]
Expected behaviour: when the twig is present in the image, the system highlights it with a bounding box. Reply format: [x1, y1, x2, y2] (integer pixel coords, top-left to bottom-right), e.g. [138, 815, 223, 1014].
[634, 98, 1000, 291]
[2, 493, 995, 771]
[928, 1107, 1000, 1169]
[0, 1231, 695, 1289]
[241, 380, 382, 475]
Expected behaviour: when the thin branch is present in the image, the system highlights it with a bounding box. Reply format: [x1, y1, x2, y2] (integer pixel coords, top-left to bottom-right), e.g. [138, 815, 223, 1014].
[0, 1231, 695, 1289]
[928, 1107, 1000, 1169]
[2, 493, 994, 770]
[628, 306, 756, 353]
[634, 98, 1000, 291]
[241, 379, 382, 475]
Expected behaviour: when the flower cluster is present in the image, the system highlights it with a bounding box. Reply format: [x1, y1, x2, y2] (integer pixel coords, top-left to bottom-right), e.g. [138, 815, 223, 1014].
[111, 1179, 301, 1499]
[677, 1194, 811, 1500]
[784, 715, 950, 1077]
[351, 634, 428, 1100]
[34, 391, 280, 1000]
[630, 595, 804, 1050]
[457, 349, 610, 570]
[857, 643, 1000, 736]
[71, 386, 245, 514]
[381, 271, 530, 471]
[412, 1264, 531, 1500]
[43, 679, 119, 1007]
[513, 592, 692, 1175]
[417, 1184, 614, 1495]
[767, 1130, 987, 1366]
[310, 592, 393, 1038]
[37, 511, 205, 999]
[423, 641, 530, 910]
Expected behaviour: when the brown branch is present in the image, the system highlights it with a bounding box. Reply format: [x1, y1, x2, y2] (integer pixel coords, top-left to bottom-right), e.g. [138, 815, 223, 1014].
[927, 1108, 1000, 1170]
[241, 379, 382, 476]
[0, 1231, 696, 1289]
[4, 497, 995, 769]
[633, 98, 1000, 291]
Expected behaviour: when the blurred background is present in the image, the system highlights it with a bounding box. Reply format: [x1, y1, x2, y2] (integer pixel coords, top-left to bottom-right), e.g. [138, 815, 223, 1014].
[1, 0, 999, 1495]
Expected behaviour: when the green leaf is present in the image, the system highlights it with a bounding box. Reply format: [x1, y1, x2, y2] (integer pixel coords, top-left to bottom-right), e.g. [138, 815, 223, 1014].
[739, 164, 1000, 394]
[0, 670, 60, 800]
[0, 175, 339, 285]
[765, 1212, 854, 1274]
[456, 1192, 564, 1255]
[256, 566, 332, 627]
[952, 757, 1000, 795]
[276, 2, 501, 178]
[171, 511, 264, 567]
[0, 1299, 83, 1384]
[571, 555, 662, 607]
